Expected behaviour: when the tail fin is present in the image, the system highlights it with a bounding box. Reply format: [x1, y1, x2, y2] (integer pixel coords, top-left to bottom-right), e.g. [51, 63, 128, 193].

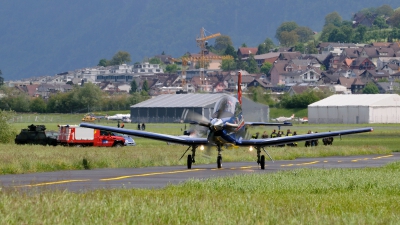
[238, 71, 242, 105]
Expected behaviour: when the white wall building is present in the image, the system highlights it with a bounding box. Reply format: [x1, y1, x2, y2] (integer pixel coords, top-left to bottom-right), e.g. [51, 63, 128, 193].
[308, 94, 400, 124]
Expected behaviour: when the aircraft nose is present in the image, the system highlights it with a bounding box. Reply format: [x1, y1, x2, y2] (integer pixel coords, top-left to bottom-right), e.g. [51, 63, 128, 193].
[211, 118, 223, 131]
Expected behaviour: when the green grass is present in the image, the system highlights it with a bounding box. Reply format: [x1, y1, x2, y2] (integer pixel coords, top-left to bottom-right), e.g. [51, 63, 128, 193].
[1, 162, 400, 224]
[2, 116, 400, 223]
[0, 122, 398, 175]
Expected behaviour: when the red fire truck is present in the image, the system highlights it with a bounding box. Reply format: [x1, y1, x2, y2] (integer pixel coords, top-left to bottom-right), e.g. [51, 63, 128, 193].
[57, 125, 125, 147]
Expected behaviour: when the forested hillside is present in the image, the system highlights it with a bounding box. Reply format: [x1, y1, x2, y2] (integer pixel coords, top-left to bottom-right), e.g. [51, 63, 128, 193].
[0, 0, 399, 80]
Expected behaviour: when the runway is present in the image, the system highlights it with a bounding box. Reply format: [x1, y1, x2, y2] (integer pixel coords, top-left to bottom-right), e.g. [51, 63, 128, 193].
[1, 153, 399, 192]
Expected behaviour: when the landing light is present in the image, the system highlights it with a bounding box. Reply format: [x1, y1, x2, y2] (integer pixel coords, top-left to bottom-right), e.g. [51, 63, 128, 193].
[200, 145, 204, 150]
[249, 146, 253, 151]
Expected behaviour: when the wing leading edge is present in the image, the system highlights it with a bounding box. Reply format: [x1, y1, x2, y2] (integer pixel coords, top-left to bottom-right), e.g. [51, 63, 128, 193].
[236, 127, 373, 147]
[80, 123, 208, 145]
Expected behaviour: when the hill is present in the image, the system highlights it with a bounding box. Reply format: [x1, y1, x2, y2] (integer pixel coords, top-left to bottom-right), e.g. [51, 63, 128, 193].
[0, 0, 399, 80]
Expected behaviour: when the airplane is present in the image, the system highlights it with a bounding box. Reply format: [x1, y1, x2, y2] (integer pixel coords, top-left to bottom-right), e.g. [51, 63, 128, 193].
[80, 71, 373, 170]
[105, 114, 130, 120]
[272, 114, 295, 122]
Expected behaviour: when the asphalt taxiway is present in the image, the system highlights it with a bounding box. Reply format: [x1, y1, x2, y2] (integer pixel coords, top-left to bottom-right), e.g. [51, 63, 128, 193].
[1, 153, 399, 192]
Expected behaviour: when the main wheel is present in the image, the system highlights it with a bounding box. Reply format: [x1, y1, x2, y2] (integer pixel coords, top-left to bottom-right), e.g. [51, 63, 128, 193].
[260, 155, 265, 170]
[217, 156, 222, 168]
[187, 155, 192, 169]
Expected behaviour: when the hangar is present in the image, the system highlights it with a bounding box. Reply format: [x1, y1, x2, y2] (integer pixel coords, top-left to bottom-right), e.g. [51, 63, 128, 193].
[130, 93, 269, 123]
[308, 94, 400, 124]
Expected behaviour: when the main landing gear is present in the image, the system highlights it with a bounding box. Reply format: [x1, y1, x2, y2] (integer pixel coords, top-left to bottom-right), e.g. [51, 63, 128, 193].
[180, 145, 198, 169]
[180, 145, 224, 169]
[256, 146, 274, 170]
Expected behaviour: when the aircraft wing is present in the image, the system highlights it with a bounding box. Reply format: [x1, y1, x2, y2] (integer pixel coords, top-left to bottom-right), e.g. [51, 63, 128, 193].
[236, 127, 373, 147]
[245, 122, 292, 126]
[80, 123, 209, 145]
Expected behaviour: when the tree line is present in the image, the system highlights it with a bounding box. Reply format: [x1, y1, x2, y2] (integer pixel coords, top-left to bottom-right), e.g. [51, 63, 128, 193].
[0, 83, 150, 113]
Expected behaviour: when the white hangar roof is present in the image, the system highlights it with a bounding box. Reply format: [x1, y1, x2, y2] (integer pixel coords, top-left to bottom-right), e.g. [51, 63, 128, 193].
[131, 93, 229, 108]
[309, 94, 400, 107]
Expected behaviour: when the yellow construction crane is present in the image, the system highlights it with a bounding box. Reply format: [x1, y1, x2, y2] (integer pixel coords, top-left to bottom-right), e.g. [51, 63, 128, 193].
[196, 28, 221, 87]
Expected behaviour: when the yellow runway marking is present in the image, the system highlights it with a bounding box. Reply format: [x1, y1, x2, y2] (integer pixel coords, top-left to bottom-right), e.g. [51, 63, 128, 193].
[15, 179, 90, 188]
[101, 169, 206, 181]
[240, 166, 254, 169]
[373, 154, 393, 159]
[281, 161, 320, 167]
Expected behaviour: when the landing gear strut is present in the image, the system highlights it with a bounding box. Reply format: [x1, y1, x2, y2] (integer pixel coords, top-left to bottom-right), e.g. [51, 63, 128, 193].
[217, 145, 222, 168]
[179, 145, 197, 169]
[256, 147, 274, 170]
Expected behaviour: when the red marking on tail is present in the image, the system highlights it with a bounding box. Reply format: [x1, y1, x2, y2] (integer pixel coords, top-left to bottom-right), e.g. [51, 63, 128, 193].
[238, 71, 242, 105]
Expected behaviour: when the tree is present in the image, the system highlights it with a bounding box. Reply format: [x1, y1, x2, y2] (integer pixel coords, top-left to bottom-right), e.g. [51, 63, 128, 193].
[149, 57, 162, 64]
[294, 42, 305, 53]
[294, 26, 314, 43]
[340, 25, 355, 43]
[30, 97, 47, 113]
[328, 27, 346, 42]
[0, 69, 3, 86]
[388, 10, 400, 28]
[324, 12, 342, 27]
[260, 62, 272, 75]
[165, 64, 178, 74]
[98, 58, 109, 67]
[142, 80, 149, 92]
[353, 25, 367, 43]
[306, 40, 318, 54]
[110, 51, 131, 65]
[275, 21, 299, 43]
[249, 86, 274, 106]
[74, 83, 103, 112]
[214, 35, 233, 52]
[280, 30, 298, 47]
[220, 58, 236, 71]
[246, 55, 258, 73]
[374, 16, 389, 29]
[0, 110, 17, 143]
[241, 43, 247, 47]
[363, 82, 379, 94]
[319, 24, 337, 42]
[130, 80, 138, 94]
[257, 38, 275, 54]
[224, 44, 237, 59]
[376, 4, 394, 17]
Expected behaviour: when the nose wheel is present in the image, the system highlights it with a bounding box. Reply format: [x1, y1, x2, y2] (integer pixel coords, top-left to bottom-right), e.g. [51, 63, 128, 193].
[217, 145, 222, 168]
[217, 155, 222, 168]
[187, 155, 192, 169]
[257, 147, 274, 170]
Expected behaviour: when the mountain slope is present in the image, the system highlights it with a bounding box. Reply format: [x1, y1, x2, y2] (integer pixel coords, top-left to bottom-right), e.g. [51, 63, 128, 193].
[0, 0, 398, 80]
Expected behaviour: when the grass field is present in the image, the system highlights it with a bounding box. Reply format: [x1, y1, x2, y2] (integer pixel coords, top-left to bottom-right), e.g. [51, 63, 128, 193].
[2, 117, 400, 223]
[1, 122, 399, 175]
[1, 162, 399, 224]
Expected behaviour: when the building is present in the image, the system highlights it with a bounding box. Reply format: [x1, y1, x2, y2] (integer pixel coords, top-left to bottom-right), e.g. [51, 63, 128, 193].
[130, 94, 269, 123]
[308, 94, 400, 124]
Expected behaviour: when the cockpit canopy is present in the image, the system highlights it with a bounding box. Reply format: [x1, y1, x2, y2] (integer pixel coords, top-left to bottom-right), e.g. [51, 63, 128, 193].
[212, 96, 241, 119]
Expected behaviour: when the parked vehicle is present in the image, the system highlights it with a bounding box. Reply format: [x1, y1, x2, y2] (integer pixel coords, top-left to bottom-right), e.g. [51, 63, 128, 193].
[15, 124, 58, 146]
[122, 117, 131, 123]
[57, 125, 125, 147]
[112, 133, 136, 146]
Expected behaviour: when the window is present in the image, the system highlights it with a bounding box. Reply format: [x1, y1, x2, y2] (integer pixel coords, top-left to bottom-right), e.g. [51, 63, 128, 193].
[140, 69, 145, 72]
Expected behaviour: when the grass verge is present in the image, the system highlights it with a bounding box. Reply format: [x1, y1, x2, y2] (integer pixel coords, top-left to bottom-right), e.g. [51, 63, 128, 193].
[1, 162, 399, 224]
